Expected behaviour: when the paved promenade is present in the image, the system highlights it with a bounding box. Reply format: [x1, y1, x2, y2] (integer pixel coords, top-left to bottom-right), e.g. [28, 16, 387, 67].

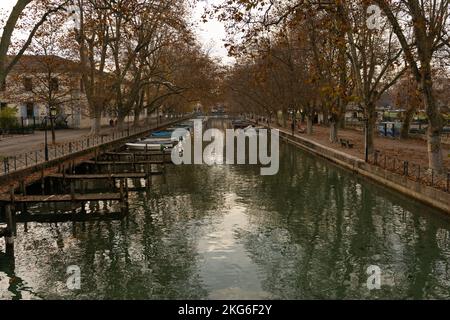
[0, 120, 159, 156]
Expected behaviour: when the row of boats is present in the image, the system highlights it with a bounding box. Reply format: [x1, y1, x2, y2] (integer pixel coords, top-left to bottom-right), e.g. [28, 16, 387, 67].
[126, 118, 267, 151]
[231, 120, 266, 132]
[125, 118, 206, 151]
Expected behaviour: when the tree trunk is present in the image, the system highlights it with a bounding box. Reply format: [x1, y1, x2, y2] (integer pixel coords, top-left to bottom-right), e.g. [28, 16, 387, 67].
[282, 111, 287, 128]
[0, 0, 33, 84]
[90, 117, 101, 135]
[340, 117, 346, 129]
[322, 108, 329, 126]
[421, 72, 443, 171]
[134, 112, 140, 127]
[117, 115, 126, 131]
[366, 106, 376, 155]
[90, 108, 101, 135]
[329, 112, 339, 143]
[276, 114, 282, 127]
[330, 121, 338, 143]
[145, 109, 151, 125]
[306, 116, 313, 135]
[400, 107, 415, 139]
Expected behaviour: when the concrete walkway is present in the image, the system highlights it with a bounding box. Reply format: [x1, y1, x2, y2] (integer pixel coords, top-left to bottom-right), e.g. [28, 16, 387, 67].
[0, 128, 95, 155]
[0, 120, 159, 156]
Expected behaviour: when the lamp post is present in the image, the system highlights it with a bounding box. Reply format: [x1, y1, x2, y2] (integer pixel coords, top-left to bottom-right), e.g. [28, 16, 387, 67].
[291, 110, 296, 136]
[44, 117, 49, 161]
[43, 108, 57, 162]
[364, 116, 369, 163]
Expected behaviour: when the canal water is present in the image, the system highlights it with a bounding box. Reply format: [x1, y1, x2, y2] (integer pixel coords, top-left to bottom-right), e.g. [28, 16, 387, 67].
[1, 119, 450, 299]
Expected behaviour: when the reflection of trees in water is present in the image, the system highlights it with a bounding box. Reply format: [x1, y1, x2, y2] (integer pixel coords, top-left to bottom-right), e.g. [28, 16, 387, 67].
[0, 253, 37, 299]
[2, 134, 450, 299]
[235, 143, 450, 299]
[1, 155, 234, 299]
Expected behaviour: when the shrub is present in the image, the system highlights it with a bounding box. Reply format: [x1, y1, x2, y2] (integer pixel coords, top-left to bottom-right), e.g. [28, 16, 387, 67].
[0, 106, 19, 131]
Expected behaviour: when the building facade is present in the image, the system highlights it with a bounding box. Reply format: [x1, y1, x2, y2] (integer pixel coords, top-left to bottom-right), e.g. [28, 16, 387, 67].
[0, 55, 100, 129]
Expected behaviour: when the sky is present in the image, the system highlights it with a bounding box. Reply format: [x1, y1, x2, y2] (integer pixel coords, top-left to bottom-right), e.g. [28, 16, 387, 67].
[0, 0, 234, 64]
[193, 0, 235, 65]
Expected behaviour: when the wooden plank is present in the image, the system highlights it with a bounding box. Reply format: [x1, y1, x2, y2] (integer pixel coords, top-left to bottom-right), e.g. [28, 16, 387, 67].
[105, 152, 134, 156]
[48, 173, 148, 179]
[84, 160, 170, 165]
[0, 193, 121, 203]
[105, 151, 171, 156]
[14, 212, 126, 223]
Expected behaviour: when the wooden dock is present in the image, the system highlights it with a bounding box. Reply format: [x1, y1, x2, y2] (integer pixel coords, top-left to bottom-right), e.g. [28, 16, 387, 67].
[84, 160, 170, 165]
[14, 212, 126, 223]
[0, 193, 121, 203]
[104, 151, 171, 157]
[0, 124, 182, 255]
[48, 172, 161, 180]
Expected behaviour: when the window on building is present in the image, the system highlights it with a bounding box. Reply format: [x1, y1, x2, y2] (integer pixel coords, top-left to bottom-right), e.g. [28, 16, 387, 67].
[51, 77, 59, 91]
[24, 77, 33, 91]
[26, 102, 34, 118]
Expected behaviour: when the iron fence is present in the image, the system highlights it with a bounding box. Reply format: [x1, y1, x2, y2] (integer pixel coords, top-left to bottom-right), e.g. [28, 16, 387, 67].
[371, 150, 450, 193]
[0, 115, 188, 176]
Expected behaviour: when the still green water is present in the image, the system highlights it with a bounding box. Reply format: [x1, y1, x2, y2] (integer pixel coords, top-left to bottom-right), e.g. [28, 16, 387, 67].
[1, 119, 450, 299]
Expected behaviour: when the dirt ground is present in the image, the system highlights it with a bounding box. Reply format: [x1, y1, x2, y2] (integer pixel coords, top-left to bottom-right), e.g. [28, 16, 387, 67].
[276, 121, 450, 170]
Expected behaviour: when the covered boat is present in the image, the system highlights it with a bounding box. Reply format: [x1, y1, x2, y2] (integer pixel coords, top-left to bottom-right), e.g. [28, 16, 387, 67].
[126, 141, 174, 151]
[151, 130, 174, 138]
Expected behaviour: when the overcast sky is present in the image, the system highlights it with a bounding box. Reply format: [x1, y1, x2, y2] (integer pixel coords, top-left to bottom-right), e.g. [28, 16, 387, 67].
[0, 0, 234, 64]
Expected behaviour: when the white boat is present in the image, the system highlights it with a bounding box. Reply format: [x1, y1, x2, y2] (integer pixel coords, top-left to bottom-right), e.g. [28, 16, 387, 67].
[141, 137, 178, 143]
[243, 125, 265, 134]
[126, 142, 173, 151]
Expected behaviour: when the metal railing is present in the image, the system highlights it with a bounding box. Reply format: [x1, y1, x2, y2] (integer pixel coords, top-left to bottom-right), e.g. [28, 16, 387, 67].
[371, 151, 450, 193]
[0, 115, 189, 176]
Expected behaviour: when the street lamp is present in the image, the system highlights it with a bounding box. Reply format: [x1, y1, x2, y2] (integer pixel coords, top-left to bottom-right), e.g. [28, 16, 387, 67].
[44, 116, 49, 161]
[364, 117, 369, 162]
[43, 107, 57, 162]
[291, 110, 296, 136]
[50, 107, 57, 118]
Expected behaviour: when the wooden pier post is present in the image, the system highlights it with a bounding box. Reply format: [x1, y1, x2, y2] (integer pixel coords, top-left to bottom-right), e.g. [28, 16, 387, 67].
[41, 168, 45, 195]
[70, 181, 76, 215]
[4, 204, 15, 256]
[9, 187, 17, 236]
[146, 164, 151, 188]
[119, 179, 125, 215]
[162, 152, 167, 174]
[20, 180, 28, 215]
[80, 179, 86, 213]
[125, 178, 129, 204]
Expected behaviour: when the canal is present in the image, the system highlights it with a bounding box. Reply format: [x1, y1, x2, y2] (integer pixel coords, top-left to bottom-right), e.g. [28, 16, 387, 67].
[1, 119, 450, 299]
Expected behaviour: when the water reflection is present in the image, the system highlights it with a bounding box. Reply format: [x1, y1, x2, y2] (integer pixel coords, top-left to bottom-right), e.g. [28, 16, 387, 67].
[0, 119, 450, 299]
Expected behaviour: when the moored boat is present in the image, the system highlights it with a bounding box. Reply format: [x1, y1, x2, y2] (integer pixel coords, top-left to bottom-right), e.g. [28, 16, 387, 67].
[126, 142, 174, 151]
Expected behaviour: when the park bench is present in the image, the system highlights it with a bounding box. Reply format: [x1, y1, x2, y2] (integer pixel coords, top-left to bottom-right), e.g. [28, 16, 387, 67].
[340, 138, 354, 149]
